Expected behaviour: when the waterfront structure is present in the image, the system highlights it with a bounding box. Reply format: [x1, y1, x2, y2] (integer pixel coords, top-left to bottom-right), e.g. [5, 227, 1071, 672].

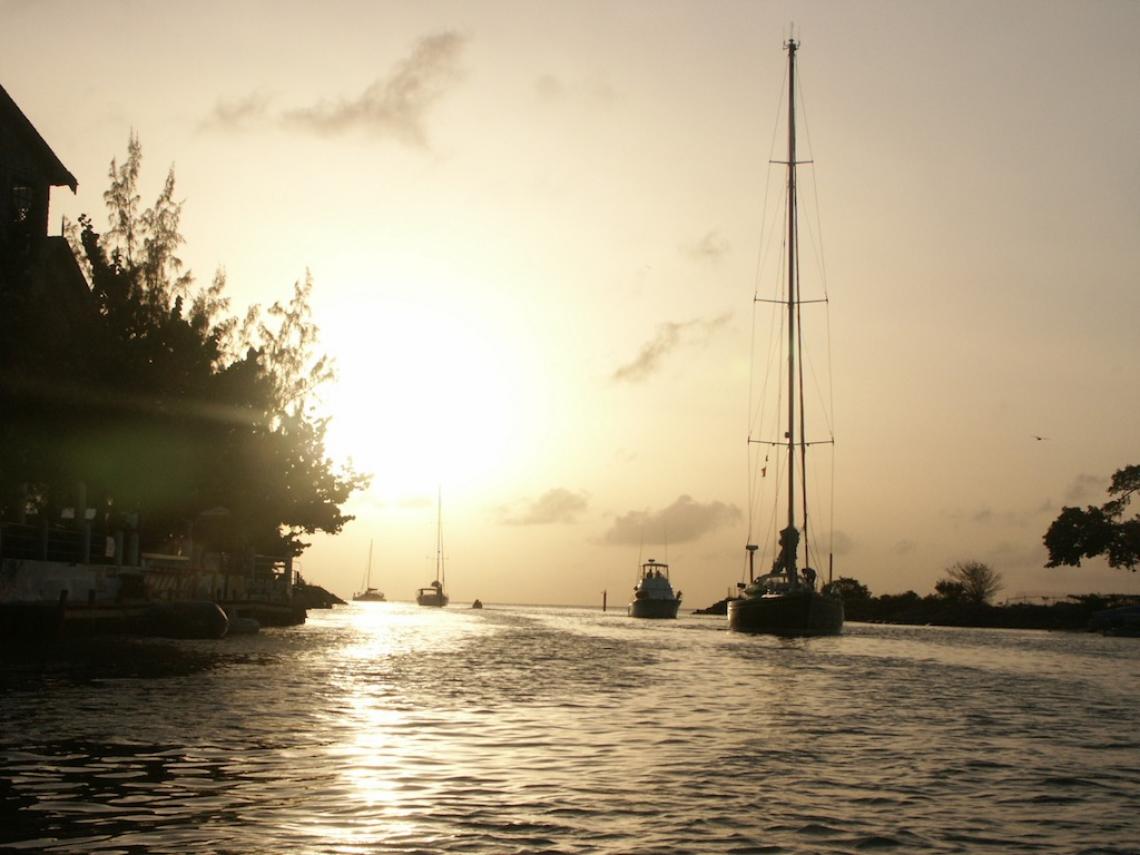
[0, 83, 89, 338]
[0, 84, 304, 638]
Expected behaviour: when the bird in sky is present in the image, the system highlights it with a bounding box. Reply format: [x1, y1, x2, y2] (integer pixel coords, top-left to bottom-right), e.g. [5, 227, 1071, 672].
[1034, 435, 1050, 441]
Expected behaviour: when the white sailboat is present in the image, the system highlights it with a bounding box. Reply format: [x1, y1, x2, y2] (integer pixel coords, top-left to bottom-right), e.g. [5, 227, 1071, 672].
[352, 539, 385, 602]
[416, 489, 449, 608]
[727, 38, 844, 636]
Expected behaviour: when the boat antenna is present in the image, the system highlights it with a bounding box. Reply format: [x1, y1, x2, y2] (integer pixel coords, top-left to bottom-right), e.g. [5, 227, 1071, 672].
[636, 525, 644, 581]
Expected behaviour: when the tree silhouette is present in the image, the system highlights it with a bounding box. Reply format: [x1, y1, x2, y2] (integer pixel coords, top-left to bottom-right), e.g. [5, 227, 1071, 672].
[821, 576, 870, 602]
[1, 135, 366, 557]
[1044, 465, 1140, 572]
[934, 579, 967, 602]
[942, 561, 1003, 605]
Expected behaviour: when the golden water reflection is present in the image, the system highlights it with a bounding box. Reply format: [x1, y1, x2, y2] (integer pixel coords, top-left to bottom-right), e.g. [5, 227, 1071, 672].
[321, 602, 500, 848]
[2, 605, 1137, 853]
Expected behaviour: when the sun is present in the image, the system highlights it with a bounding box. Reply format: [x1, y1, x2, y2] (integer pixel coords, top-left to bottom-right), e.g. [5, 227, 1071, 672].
[320, 277, 531, 504]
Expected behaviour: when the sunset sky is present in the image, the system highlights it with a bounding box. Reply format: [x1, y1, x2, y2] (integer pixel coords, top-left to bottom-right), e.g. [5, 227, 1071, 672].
[5, 0, 1139, 607]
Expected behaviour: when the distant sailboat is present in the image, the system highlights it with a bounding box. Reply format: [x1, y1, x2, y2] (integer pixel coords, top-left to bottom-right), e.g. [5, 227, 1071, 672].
[352, 539, 386, 602]
[416, 488, 450, 608]
[727, 38, 843, 636]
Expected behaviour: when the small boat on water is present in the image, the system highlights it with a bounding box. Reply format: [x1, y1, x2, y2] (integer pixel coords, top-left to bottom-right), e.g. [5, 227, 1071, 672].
[352, 539, 386, 602]
[1089, 605, 1140, 636]
[417, 580, 448, 607]
[224, 608, 260, 634]
[471, 599, 483, 610]
[727, 38, 843, 637]
[628, 559, 682, 619]
[416, 489, 450, 608]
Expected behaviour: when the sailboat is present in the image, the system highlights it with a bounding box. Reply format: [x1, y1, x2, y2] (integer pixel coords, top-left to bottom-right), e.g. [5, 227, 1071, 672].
[727, 38, 844, 636]
[352, 539, 386, 602]
[416, 489, 449, 608]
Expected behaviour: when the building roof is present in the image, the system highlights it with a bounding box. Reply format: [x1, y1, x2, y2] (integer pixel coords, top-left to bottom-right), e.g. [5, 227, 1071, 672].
[0, 82, 77, 192]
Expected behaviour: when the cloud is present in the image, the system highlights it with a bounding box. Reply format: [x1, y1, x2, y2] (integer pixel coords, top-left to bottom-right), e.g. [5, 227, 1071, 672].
[1063, 472, 1105, 504]
[200, 92, 273, 132]
[601, 495, 741, 545]
[893, 538, 917, 555]
[535, 73, 616, 105]
[501, 488, 589, 526]
[284, 31, 464, 145]
[203, 31, 466, 147]
[682, 230, 730, 263]
[985, 540, 1048, 571]
[612, 313, 731, 383]
[949, 500, 1054, 529]
[831, 530, 854, 556]
[614, 447, 637, 464]
[535, 74, 564, 102]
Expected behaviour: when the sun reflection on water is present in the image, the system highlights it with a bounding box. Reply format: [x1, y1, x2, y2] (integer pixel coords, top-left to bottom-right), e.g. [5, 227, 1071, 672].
[321, 603, 502, 847]
[3, 606, 1137, 853]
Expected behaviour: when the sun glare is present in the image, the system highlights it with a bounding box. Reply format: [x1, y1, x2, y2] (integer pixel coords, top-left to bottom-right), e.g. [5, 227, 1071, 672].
[321, 280, 529, 503]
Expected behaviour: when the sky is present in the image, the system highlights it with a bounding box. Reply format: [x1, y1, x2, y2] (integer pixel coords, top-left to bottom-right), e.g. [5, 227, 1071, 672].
[4, 0, 1139, 607]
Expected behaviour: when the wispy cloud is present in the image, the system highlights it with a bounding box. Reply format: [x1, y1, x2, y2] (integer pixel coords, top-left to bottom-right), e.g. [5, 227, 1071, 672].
[681, 229, 730, 263]
[200, 91, 273, 132]
[534, 73, 616, 105]
[501, 488, 589, 526]
[893, 538, 917, 555]
[831, 530, 854, 556]
[201, 31, 467, 148]
[535, 74, 565, 102]
[985, 540, 1048, 570]
[612, 313, 731, 383]
[949, 498, 1058, 529]
[1063, 472, 1105, 504]
[601, 495, 740, 545]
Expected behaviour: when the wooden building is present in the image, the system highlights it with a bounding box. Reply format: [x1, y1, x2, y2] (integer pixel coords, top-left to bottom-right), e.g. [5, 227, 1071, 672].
[0, 82, 91, 351]
[0, 82, 77, 264]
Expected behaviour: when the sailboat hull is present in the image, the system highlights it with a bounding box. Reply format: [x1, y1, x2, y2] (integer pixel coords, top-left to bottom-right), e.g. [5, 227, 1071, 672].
[353, 591, 386, 602]
[416, 591, 449, 608]
[727, 590, 843, 636]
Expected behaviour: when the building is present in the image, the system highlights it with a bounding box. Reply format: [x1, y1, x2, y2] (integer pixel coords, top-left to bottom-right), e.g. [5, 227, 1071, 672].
[0, 82, 90, 332]
[1, 82, 76, 263]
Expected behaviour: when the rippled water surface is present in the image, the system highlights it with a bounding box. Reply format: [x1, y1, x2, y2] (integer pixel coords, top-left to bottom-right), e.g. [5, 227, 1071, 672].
[2, 604, 1138, 853]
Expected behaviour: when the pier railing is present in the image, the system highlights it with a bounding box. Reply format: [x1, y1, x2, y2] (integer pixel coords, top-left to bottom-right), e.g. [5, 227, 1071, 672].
[137, 550, 293, 603]
[0, 521, 122, 565]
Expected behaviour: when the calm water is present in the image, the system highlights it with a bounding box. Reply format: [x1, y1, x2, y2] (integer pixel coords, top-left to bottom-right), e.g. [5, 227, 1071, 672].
[1, 604, 1138, 854]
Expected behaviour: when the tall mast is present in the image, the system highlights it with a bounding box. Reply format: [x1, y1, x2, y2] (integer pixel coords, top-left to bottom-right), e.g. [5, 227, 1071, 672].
[435, 485, 445, 586]
[784, 37, 799, 572]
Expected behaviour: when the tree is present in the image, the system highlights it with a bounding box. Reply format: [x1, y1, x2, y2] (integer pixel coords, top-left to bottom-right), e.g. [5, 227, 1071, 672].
[941, 561, 1002, 605]
[1044, 465, 1140, 572]
[822, 576, 871, 602]
[2, 135, 366, 557]
[934, 579, 967, 602]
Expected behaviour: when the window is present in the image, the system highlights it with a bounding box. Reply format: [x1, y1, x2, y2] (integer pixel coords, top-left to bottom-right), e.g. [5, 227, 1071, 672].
[11, 182, 34, 224]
